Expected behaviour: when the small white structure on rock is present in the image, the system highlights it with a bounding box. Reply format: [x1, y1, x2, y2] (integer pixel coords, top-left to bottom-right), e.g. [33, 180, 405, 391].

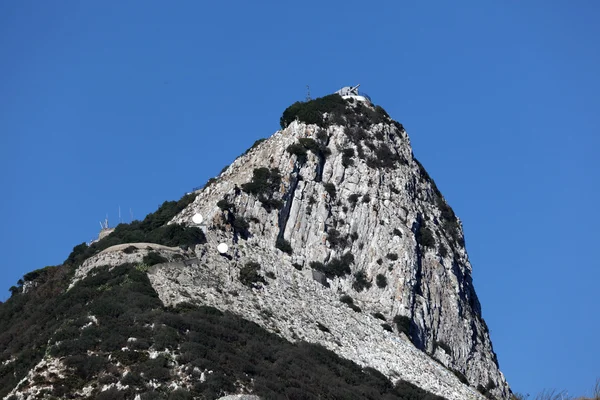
[335, 84, 371, 104]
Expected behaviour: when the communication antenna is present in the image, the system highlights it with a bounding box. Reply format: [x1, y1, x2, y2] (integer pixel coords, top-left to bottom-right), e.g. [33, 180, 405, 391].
[306, 85, 311, 101]
[349, 84, 360, 96]
[100, 215, 109, 230]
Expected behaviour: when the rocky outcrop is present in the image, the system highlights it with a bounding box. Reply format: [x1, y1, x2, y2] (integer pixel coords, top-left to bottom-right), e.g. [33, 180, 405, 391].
[156, 100, 509, 399]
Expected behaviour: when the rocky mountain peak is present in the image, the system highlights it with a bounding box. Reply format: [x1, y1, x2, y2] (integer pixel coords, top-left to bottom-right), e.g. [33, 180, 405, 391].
[1, 93, 510, 400]
[160, 94, 509, 399]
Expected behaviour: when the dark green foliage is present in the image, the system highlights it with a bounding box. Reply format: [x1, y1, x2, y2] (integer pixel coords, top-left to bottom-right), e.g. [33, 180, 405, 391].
[217, 198, 234, 211]
[292, 263, 303, 271]
[342, 147, 355, 167]
[327, 229, 348, 249]
[376, 274, 388, 288]
[275, 238, 292, 254]
[265, 271, 276, 279]
[348, 193, 360, 205]
[417, 225, 436, 248]
[393, 315, 412, 337]
[350, 231, 359, 242]
[382, 323, 393, 332]
[241, 167, 283, 212]
[395, 380, 446, 400]
[386, 253, 399, 261]
[287, 137, 331, 166]
[280, 94, 347, 128]
[339, 295, 361, 313]
[232, 216, 250, 239]
[377, 258, 383, 265]
[142, 252, 168, 266]
[373, 312, 386, 321]
[298, 138, 319, 151]
[366, 143, 405, 170]
[323, 182, 336, 199]
[393, 228, 403, 237]
[316, 322, 330, 333]
[123, 245, 138, 254]
[352, 270, 372, 292]
[239, 262, 266, 288]
[439, 244, 448, 257]
[241, 167, 281, 197]
[362, 193, 371, 203]
[63, 193, 202, 268]
[436, 196, 464, 247]
[310, 252, 354, 279]
[286, 142, 308, 160]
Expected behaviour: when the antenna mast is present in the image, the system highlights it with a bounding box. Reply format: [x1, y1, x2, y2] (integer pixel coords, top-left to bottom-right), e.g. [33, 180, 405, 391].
[306, 85, 311, 101]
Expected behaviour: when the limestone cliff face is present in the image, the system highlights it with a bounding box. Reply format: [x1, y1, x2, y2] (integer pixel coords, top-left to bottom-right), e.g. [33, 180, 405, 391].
[156, 100, 509, 399]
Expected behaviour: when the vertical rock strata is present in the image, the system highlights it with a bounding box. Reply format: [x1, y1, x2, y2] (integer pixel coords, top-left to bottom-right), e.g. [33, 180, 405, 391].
[156, 101, 509, 399]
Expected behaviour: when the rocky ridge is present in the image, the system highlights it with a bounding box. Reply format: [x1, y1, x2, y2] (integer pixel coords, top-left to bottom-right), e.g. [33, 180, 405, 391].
[153, 98, 509, 399]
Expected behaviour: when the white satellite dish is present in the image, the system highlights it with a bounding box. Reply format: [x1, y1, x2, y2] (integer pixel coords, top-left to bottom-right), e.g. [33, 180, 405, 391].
[217, 243, 228, 254]
[191, 213, 203, 224]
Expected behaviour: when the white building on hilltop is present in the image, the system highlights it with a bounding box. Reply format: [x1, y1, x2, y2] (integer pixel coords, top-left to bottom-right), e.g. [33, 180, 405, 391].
[335, 84, 372, 104]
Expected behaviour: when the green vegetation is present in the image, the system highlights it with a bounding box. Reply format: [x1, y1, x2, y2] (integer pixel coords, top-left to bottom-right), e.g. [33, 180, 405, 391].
[241, 167, 281, 197]
[241, 167, 283, 213]
[342, 147, 355, 167]
[142, 252, 168, 266]
[231, 215, 250, 239]
[327, 229, 348, 249]
[286, 137, 332, 165]
[382, 323, 393, 332]
[373, 312, 386, 321]
[64, 193, 204, 269]
[216, 198, 234, 211]
[386, 253, 399, 261]
[323, 182, 337, 199]
[280, 94, 347, 129]
[352, 270, 372, 292]
[348, 193, 360, 206]
[376, 274, 388, 288]
[362, 193, 371, 203]
[416, 225, 436, 248]
[392, 228, 403, 237]
[366, 143, 406, 170]
[339, 295, 361, 313]
[275, 238, 292, 255]
[393, 315, 412, 337]
[0, 262, 446, 400]
[239, 262, 266, 288]
[286, 142, 308, 160]
[436, 196, 464, 247]
[309, 252, 354, 279]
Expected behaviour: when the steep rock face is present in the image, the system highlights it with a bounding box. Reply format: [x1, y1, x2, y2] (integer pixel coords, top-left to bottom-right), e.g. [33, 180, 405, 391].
[164, 100, 508, 399]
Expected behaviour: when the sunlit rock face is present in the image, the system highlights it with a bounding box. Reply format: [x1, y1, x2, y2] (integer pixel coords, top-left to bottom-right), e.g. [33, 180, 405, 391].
[158, 99, 510, 400]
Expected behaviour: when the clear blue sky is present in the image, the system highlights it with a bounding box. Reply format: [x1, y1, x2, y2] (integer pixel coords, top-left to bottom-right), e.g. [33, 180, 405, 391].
[1, 1, 598, 397]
